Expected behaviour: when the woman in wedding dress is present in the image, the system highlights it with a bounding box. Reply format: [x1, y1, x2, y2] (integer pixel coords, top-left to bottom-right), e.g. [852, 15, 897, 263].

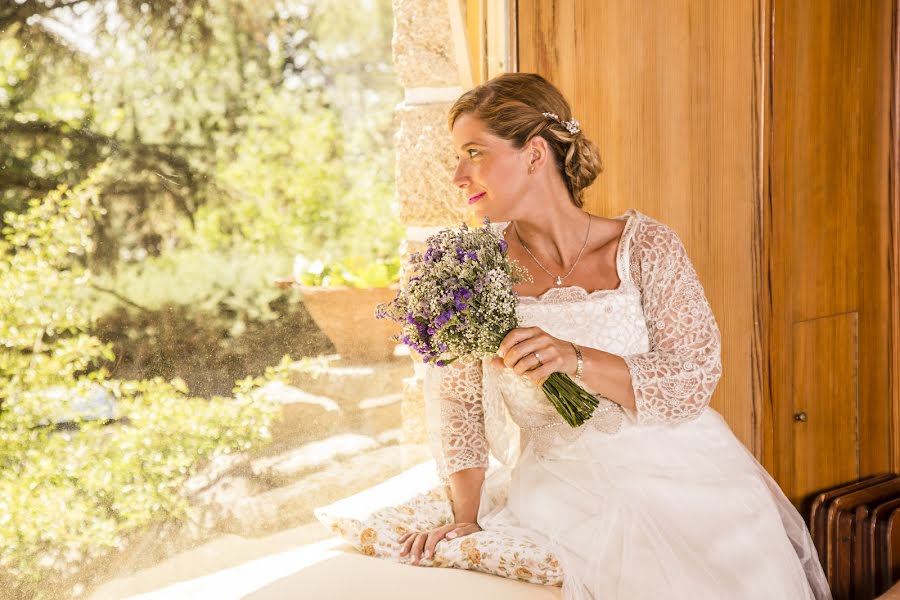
[395, 72, 831, 599]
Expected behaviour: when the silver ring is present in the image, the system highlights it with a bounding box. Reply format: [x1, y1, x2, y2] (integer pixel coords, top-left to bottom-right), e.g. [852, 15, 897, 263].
[534, 352, 543, 366]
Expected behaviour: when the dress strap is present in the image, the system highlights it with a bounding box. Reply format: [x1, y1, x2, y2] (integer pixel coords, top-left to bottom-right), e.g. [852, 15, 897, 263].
[616, 209, 642, 287]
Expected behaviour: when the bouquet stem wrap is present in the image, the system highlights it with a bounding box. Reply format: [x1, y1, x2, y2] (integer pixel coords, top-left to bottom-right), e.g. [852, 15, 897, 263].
[540, 372, 599, 427]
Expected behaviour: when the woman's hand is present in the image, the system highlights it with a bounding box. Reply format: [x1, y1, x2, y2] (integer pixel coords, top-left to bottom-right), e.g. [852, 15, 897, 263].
[398, 522, 481, 565]
[491, 326, 577, 385]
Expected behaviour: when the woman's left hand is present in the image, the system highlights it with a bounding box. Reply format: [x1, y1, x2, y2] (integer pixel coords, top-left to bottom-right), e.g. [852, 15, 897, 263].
[491, 326, 577, 385]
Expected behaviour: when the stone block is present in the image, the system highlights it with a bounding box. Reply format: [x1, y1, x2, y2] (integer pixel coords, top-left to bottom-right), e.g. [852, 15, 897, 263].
[355, 392, 403, 437]
[395, 102, 471, 227]
[392, 0, 459, 87]
[252, 381, 344, 451]
[250, 433, 379, 487]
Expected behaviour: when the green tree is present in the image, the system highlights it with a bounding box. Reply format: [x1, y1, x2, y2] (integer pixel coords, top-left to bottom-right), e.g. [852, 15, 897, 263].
[1, 0, 401, 266]
[0, 165, 280, 598]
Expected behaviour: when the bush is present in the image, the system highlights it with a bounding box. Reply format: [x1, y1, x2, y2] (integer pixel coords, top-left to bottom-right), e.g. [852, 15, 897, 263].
[93, 300, 332, 397]
[0, 167, 280, 598]
[78, 244, 334, 396]
[84, 245, 296, 327]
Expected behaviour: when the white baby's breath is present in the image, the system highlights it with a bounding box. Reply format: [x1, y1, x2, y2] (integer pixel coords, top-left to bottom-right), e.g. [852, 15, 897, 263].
[376, 220, 528, 365]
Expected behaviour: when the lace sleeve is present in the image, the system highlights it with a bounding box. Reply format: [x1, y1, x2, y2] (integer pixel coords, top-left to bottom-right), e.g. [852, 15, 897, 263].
[621, 220, 723, 425]
[424, 358, 490, 480]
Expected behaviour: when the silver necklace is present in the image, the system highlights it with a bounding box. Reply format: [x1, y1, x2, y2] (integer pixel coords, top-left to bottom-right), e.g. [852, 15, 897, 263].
[513, 215, 592, 286]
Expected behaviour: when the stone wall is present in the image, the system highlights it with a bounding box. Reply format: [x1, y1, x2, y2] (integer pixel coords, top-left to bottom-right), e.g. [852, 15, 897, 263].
[392, 0, 472, 444]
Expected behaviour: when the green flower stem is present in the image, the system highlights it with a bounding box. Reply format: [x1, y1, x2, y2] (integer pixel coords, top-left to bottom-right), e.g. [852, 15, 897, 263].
[541, 372, 600, 427]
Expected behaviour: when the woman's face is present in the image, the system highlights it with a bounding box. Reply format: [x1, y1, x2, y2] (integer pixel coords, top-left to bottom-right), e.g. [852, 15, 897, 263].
[450, 113, 530, 222]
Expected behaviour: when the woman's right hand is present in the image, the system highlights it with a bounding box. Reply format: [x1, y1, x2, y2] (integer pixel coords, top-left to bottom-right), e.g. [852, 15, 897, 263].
[398, 522, 481, 565]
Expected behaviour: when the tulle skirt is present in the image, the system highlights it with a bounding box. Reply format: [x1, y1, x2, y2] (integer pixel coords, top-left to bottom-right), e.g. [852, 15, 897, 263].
[476, 408, 831, 600]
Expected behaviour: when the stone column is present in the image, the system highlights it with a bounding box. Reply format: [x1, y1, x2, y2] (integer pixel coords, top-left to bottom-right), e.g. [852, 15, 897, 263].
[392, 0, 471, 453]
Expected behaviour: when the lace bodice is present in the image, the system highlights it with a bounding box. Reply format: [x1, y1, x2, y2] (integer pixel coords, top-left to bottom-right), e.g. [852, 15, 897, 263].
[425, 208, 723, 477]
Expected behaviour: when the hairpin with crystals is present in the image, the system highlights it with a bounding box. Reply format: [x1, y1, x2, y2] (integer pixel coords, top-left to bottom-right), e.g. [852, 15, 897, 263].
[542, 112, 581, 135]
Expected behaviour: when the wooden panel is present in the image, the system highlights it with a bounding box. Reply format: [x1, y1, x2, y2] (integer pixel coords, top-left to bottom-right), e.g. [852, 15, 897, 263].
[517, 0, 758, 449]
[460, 0, 513, 81]
[891, 0, 900, 474]
[764, 0, 894, 503]
[465, 0, 485, 83]
[791, 313, 859, 501]
[753, 0, 775, 485]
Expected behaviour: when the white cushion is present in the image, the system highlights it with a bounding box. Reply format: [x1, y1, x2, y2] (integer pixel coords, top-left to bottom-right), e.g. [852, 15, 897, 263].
[312, 461, 563, 588]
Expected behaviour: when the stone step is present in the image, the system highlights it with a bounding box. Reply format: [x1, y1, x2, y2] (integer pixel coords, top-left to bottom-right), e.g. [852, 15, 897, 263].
[255, 375, 406, 450]
[250, 419, 406, 490]
[250, 433, 380, 487]
[353, 392, 402, 437]
[206, 443, 433, 538]
[252, 381, 345, 453]
[286, 357, 414, 407]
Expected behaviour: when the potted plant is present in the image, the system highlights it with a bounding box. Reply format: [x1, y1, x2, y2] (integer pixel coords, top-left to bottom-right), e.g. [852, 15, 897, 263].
[278, 255, 402, 362]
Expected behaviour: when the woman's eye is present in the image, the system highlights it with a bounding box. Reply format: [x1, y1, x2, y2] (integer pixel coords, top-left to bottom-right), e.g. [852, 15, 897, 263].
[454, 149, 481, 161]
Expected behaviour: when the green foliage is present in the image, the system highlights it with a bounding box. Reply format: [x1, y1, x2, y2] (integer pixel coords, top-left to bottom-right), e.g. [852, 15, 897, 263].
[1, 0, 402, 268]
[0, 169, 280, 597]
[293, 254, 400, 288]
[0, 167, 107, 392]
[198, 87, 348, 255]
[0, 2, 405, 593]
[1, 0, 403, 421]
[92, 301, 333, 398]
[85, 246, 295, 327]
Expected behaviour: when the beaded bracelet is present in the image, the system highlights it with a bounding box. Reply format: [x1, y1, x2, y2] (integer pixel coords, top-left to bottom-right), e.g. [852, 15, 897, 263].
[570, 342, 584, 380]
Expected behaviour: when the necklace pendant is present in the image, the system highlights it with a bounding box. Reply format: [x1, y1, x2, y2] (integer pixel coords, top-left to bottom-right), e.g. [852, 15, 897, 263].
[555, 275, 563, 286]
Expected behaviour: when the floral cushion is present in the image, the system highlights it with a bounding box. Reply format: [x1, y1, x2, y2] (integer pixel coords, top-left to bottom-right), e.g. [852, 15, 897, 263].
[313, 461, 563, 587]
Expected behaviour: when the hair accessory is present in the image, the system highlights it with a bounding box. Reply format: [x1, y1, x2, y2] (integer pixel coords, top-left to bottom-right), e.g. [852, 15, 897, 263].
[542, 112, 581, 135]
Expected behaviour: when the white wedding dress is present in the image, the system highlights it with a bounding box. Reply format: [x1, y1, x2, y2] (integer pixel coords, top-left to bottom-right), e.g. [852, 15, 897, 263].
[425, 208, 831, 599]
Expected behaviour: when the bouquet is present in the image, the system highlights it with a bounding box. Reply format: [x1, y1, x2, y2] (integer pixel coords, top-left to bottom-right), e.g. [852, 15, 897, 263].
[375, 220, 599, 427]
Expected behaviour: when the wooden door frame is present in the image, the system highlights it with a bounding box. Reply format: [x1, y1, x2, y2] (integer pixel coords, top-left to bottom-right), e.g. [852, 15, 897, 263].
[451, 0, 519, 85]
[890, 0, 900, 473]
[754, 0, 783, 478]
[752, 0, 773, 469]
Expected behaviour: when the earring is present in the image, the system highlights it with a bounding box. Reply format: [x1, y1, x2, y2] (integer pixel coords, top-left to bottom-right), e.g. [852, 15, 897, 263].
[528, 164, 534, 174]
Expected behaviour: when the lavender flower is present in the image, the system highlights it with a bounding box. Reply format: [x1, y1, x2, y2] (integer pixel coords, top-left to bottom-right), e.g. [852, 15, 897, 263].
[375, 219, 527, 365]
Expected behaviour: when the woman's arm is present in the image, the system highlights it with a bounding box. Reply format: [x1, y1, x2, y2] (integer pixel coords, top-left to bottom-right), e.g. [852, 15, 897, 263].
[436, 359, 488, 522]
[574, 349, 636, 411]
[400, 360, 488, 564]
[431, 358, 490, 477]
[615, 219, 722, 423]
[571, 220, 721, 423]
[448, 466, 486, 523]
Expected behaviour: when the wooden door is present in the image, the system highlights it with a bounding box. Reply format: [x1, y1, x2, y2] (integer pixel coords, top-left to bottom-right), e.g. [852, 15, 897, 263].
[514, 0, 900, 504]
[762, 0, 895, 504]
[517, 0, 760, 449]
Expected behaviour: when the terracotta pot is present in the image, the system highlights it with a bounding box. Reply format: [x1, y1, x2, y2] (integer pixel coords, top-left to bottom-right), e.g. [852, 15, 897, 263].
[299, 285, 401, 362]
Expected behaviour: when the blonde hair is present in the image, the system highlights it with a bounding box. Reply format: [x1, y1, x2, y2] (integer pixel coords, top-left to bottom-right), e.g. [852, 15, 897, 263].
[447, 73, 602, 207]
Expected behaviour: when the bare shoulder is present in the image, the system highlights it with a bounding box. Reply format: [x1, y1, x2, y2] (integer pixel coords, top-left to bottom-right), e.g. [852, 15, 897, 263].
[588, 214, 628, 251]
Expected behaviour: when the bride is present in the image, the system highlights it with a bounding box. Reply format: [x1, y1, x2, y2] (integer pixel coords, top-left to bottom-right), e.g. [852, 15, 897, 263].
[393, 72, 830, 599]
